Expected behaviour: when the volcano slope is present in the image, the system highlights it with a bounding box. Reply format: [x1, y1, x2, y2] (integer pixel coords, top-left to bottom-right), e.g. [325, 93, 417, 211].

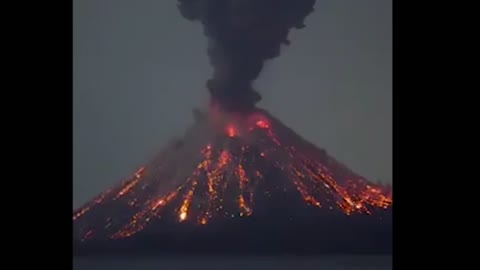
[73, 109, 392, 255]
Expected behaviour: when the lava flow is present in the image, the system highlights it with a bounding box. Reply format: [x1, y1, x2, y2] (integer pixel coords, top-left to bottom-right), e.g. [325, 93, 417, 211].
[73, 0, 392, 254]
[73, 109, 392, 245]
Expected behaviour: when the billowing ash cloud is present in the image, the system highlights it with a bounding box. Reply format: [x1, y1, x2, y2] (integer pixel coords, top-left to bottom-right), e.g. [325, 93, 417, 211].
[177, 0, 316, 111]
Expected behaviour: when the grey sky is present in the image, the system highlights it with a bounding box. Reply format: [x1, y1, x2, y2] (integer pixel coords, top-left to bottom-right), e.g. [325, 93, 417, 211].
[73, 0, 392, 208]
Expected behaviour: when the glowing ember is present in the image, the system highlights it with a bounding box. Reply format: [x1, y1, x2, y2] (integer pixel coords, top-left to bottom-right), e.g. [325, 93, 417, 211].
[238, 195, 252, 216]
[110, 188, 181, 239]
[114, 166, 145, 200]
[178, 180, 198, 222]
[73, 110, 392, 242]
[255, 120, 270, 129]
[226, 124, 237, 137]
[81, 230, 94, 242]
[73, 187, 113, 221]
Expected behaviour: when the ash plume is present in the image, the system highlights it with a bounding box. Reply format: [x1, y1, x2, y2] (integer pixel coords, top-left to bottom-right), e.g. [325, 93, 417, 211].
[177, 0, 316, 111]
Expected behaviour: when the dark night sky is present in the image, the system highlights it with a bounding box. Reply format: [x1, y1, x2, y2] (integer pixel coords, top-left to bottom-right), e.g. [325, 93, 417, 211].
[73, 0, 392, 208]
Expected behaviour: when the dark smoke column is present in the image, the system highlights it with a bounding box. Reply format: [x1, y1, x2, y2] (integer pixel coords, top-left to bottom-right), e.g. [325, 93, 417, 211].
[177, 0, 316, 112]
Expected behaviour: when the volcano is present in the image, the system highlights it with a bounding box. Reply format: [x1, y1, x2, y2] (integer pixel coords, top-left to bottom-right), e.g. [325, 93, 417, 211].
[73, 0, 392, 255]
[73, 108, 392, 255]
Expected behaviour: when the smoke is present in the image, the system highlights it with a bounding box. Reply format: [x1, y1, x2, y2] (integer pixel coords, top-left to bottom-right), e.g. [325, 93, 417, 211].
[177, 0, 316, 112]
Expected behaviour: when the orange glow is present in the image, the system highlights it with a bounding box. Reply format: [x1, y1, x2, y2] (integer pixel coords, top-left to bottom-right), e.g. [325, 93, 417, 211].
[178, 180, 198, 222]
[292, 177, 321, 207]
[237, 164, 248, 188]
[255, 120, 270, 129]
[115, 177, 141, 199]
[219, 150, 230, 166]
[226, 124, 237, 137]
[113, 166, 147, 200]
[238, 195, 252, 216]
[73, 206, 90, 221]
[73, 187, 114, 221]
[76, 119, 393, 243]
[134, 166, 145, 178]
[152, 199, 165, 210]
[236, 163, 253, 216]
[111, 188, 181, 239]
[198, 149, 233, 224]
[81, 230, 94, 242]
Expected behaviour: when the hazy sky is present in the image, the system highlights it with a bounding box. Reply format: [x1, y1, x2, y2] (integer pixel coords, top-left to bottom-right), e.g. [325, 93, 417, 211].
[73, 0, 392, 208]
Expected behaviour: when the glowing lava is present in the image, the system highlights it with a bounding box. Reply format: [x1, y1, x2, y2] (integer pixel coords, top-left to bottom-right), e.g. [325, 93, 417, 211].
[226, 124, 238, 138]
[73, 109, 392, 242]
[255, 119, 270, 129]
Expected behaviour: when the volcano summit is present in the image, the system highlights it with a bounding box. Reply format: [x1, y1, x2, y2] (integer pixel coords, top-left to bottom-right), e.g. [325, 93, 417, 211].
[73, 0, 392, 255]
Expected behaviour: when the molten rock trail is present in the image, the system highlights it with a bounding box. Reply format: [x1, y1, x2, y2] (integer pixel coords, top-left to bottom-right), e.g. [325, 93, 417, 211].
[73, 109, 392, 254]
[73, 1, 392, 254]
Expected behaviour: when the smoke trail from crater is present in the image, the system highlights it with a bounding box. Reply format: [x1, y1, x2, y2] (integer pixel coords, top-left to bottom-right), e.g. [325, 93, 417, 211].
[177, 0, 316, 111]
